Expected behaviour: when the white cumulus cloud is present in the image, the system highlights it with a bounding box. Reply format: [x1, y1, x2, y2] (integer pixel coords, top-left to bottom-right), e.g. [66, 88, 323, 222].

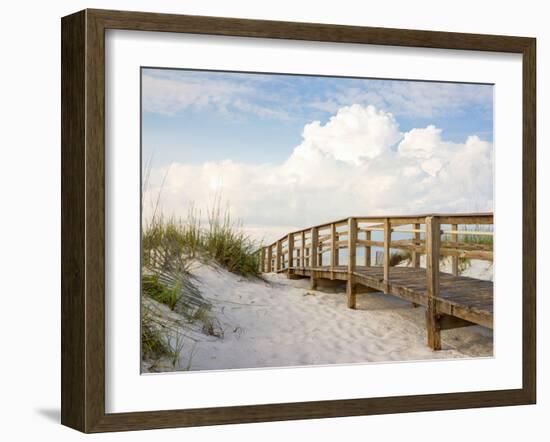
[144, 104, 493, 243]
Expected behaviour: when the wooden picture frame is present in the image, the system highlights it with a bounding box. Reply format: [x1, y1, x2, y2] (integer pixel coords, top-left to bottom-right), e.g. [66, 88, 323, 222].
[61, 8, 536, 433]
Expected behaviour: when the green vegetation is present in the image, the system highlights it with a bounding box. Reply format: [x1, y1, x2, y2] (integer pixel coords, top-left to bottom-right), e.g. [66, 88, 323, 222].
[142, 274, 181, 311]
[390, 250, 411, 266]
[443, 224, 493, 246]
[142, 203, 261, 278]
[203, 205, 260, 277]
[141, 305, 170, 363]
[140, 170, 255, 371]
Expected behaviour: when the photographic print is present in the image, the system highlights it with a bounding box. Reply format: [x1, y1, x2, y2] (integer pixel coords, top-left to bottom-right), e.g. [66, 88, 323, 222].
[140, 68, 494, 374]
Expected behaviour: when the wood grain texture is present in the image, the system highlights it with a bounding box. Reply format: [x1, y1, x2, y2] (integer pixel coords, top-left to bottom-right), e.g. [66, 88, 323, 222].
[383, 218, 390, 293]
[61, 10, 86, 431]
[61, 8, 536, 433]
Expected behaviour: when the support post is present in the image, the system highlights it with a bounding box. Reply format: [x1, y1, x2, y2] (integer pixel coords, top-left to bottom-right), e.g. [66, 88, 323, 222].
[383, 218, 391, 293]
[318, 237, 323, 266]
[412, 223, 420, 268]
[301, 231, 306, 268]
[411, 222, 421, 307]
[287, 233, 294, 278]
[365, 229, 371, 267]
[426, 216, 441, 350]
[275, 240, 282, 272]
[267, 245, 273, 273]
[330, 223, 336, 279]
[260, 247, 266, 273]
[451, 223, 459, 276]
[347, 217, 357, 309]
[310, 226, 318, 289]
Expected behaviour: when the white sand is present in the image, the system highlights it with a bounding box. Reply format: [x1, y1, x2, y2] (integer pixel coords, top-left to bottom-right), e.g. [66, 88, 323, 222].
[143, 259, 493, 373]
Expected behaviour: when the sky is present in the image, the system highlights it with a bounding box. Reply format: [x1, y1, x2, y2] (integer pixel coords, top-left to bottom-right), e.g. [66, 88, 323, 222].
[142, 68, 494, 244]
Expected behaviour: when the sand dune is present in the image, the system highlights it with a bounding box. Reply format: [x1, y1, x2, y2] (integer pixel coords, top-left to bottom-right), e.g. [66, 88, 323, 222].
[142, 260, 493, 373]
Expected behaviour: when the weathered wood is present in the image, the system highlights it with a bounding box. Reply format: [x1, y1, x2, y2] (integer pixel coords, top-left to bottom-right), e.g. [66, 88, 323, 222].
[389, 240, 493, 261]
[261, 213, 494, 348]
[426, 303, 441, 350]
[439, 314, 475, 331]
[347, 218, 357, 309]
[276, 240, 282, 272]
[260, 247, 266, 273]
[440, 248, 493, 261]
[356, 239, 385, 247]
[346, 279, 356, 309]
[310, 226, 319, 289]
[287, 234, 294, 277]
[267, 245, 273, 273]
[301, 231, 306, 268]
[292, 265, 493, 329]
[348, 218, 357, 273]
[383, 218, 391, 293]
[365, 230, 371, 267]
[438, 215, 493, 225]
[392, 238, 492, 252]
[426, 216, 441, 350]
[357, 223, 384, 231]
[451, 223, 459, 276]
[393, 228, 425, 234]
[444, 229, 494, 236]
[412, 223, 421, 268]
[330, 223, 337, 279]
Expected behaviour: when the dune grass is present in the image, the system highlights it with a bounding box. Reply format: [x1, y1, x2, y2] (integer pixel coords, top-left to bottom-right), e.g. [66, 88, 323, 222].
[142, 203, 260, 278]
[443, 224, 493, 246]
[141, 305, 170, 363]
[389, 250, 411, 266]
[141, 201, 259, 370]
[142, 274, 182, 311]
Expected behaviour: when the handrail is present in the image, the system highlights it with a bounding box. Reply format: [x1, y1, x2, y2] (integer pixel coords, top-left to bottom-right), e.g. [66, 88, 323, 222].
[259, 213, 493, 276]
[263, 212, 493, 250]
[258, 213, 493, 351]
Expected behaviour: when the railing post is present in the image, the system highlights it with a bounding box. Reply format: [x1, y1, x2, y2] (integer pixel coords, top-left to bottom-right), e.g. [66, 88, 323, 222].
[260, 247, 266, 273]
[267, 245, 273, 273]
[301, 231, 306, 268]
[365, 229, 371, 267]
[318, 236, 323, 267]
[276, 240, 282, 272]
[347, 217, 357, 309]
[426, 216, 441, 350]
[310, 226, 318, 289]
[287, 233, 294, 278]
[412, 223, 420, 268]
[383, 218, 391, 293]
[411, 222, 421, 308]
[451, 223, 459, 276]
[330, 223, 337, 280]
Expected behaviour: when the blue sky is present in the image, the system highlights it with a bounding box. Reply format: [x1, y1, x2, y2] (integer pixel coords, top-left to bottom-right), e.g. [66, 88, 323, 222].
[142, 68, 493, 167]
[141, 68, 494, 243]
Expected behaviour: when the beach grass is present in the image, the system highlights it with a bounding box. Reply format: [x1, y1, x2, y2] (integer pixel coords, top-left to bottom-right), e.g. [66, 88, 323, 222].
[141, 305, 170, 363]
[390, 250, 411, 266]
[443, 224, 493, 246]
[142, 203, 261, 278]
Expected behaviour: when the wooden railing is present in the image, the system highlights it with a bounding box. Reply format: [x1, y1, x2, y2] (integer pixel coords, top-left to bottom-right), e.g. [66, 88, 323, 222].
[260, 213, 493, 276]
[259, 213, 493, 350]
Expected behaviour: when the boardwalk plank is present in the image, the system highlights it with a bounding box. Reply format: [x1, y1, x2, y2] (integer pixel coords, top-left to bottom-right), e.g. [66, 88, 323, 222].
[292, 264, 493, 329]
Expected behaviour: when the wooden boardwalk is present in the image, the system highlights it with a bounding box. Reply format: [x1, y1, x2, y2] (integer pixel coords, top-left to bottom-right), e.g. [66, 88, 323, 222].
[259, 213, 493, 350]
